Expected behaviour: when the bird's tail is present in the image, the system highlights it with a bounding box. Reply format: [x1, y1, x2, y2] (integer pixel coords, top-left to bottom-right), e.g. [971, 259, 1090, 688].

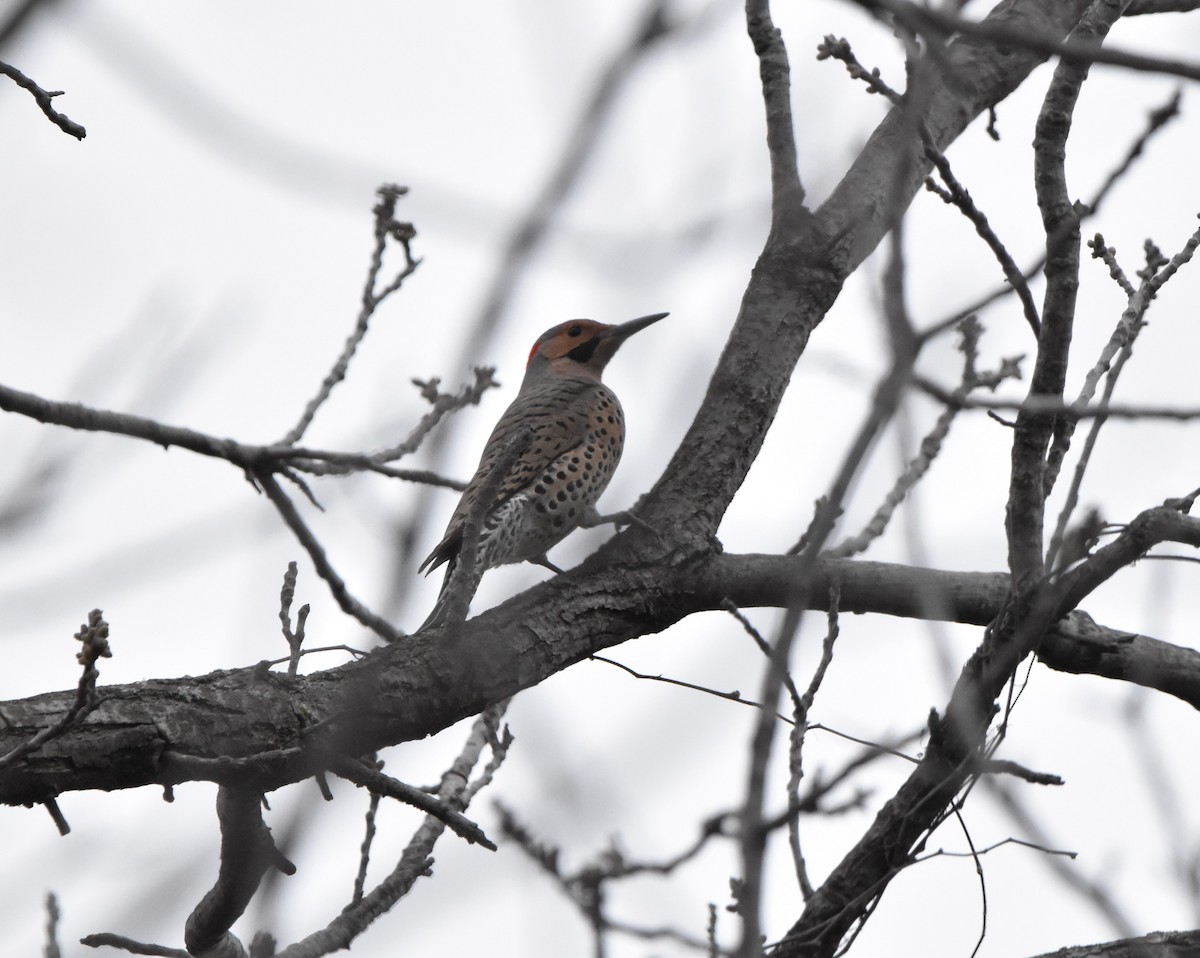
[416, 558, 457, 632]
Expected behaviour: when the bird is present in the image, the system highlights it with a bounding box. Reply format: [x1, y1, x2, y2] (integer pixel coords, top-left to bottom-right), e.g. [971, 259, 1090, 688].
[418, 312, 667, 626]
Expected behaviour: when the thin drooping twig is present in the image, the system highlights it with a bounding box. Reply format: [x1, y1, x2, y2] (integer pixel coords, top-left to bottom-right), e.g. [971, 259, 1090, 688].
[923, 149, 1041, 336]
[279, 372, 498, 483]
[817, 35, 1041, 338]
[44, 892, 62, 958]
[273, 703, 511, 958]
[786, 585, 841, 900]
[988, 779, 1137, 936]
[350, 766, 380, 905]
[255, 471, 402, 643]
[372, 367, 498, 463]
[496, 800, 728, 955]
[724, 600, 802, 709]
[918, 88, 1182, 344]
[330, 755, 496, 849]
[280, 184, 419, 446]
[829, 321, 1024, 559]
[591, 652, 796, 726]
[0, 60, 86, 138]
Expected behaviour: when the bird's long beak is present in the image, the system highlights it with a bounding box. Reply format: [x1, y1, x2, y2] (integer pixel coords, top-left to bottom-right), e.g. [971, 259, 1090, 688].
[600, 312, 669, 343]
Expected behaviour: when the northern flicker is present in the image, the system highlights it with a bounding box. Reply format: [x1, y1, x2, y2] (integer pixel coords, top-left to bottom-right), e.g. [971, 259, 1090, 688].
[418, 312, 666, 623]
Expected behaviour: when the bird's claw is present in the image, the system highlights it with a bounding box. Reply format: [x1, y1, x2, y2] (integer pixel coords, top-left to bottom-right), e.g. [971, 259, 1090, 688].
[580, 507, 661, 539]
[530, 554, 565, 574]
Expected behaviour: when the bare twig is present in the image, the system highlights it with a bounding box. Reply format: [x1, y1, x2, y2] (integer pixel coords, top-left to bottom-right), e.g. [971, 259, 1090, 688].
[923, 150, 1041, 336]
[914, 380, 1200, 422]
[987, 780, 1137, 935]
[278, 562, 311, 677]
[830, 321, 1023, 559]
[817, 35, 902, 103]
[951, 806, 988, 958]
[330, 755, 496, 849]
[970, 757, 1063, 786]
[769, 729, 924, 826]
[0, 379, 473, 488]
[255, 471, 401, 643]
[260, 644, 366, 668]
[281, 184, 419, 445]
[0, 60, 86, 138]
[786, 585, 841, 899]
[273, 702, 510, 958]
[919, 89, 1183, 344]
[350, 770, 380, 905]
[590, 652, 795, 725]
[0, 610, 109, 780]
[44, 892, 62, 958]
[80, 933, 190, 957]
[496, 801, 729, 955]
[368, 367, 498, 464]
[818, 34, 1042, 340]
[723, 601, 802, 708]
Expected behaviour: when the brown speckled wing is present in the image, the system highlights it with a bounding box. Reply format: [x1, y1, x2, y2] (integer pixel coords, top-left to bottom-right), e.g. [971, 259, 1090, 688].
[418, 378, 621, 574]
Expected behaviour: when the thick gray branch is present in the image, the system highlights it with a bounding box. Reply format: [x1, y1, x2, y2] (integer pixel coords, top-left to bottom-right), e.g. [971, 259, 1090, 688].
[3, 543, 1198, 807]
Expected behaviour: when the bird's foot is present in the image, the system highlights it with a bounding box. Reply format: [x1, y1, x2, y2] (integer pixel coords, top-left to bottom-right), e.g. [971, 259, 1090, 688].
[579, 506, 660, 538]
[529, 554, 566, 574]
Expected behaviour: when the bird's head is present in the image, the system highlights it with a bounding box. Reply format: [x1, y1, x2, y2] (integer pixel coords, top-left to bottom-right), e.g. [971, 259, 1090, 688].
[525, 313, 668, 381]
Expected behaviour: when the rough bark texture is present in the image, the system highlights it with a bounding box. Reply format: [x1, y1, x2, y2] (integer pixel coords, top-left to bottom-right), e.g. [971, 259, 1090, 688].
[5, 545, 1198, 807]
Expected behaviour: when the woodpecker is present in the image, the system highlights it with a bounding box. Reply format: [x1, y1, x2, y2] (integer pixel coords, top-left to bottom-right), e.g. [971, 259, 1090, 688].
[419, 313, 666, 623]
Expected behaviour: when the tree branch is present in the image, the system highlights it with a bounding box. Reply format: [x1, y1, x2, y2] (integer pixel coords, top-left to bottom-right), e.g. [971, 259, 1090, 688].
[183, 786, 295, 958]
[5, 531, 1199, 807]
[644, 0, 1095, 549]
[1025, 929, 1200, 958]
[0, 60, 86, 139]
[861, 0, 1200, 82]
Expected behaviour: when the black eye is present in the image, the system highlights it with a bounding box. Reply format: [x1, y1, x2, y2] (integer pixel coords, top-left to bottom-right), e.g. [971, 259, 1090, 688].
[567, 325, 583, 337]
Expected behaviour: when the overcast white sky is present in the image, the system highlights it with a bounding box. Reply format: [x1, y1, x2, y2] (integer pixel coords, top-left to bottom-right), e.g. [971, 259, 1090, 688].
[3, 2, 1200, 956]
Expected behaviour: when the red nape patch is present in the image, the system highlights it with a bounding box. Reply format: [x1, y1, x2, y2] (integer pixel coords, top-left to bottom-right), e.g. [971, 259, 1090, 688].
[528, 333, 553, 366]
